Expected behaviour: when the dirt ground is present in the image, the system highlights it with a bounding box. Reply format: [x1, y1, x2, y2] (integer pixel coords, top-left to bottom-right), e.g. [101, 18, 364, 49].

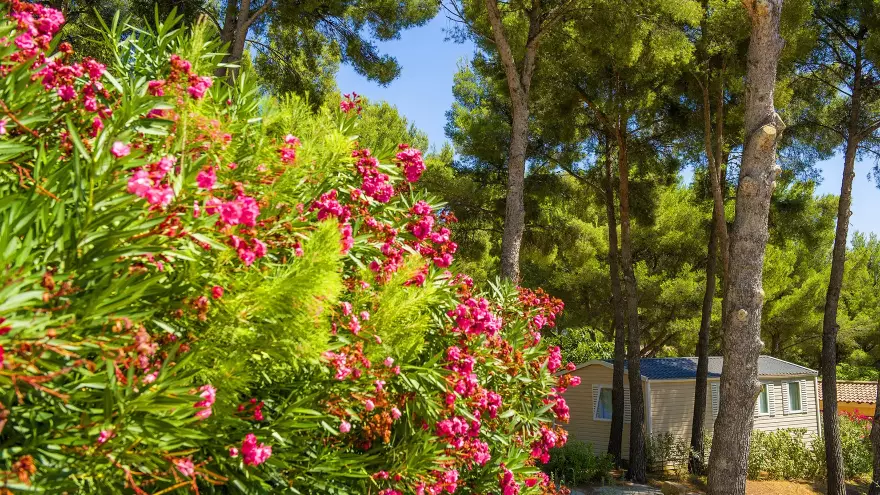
[581, 475, 871, 495]
[746, 480, 869, 495]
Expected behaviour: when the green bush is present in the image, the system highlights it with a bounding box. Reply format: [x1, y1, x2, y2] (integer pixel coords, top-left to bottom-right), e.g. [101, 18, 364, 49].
[0, 4, 576, 493]
[747, 429, 823, 480]
[839, 412, 873, 478]
[745, 415, 872, 482]
[646, 432, 693, 475]
[542, 440, 614, 487]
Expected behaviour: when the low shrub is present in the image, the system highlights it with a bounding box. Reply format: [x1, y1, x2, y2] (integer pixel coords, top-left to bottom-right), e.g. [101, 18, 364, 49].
[542, 440, 614, 487]
[646, 432, 693, 475]
[839, 411, 873, 479]
[747, 429, 822, 480]
[745, 413, 872, 483]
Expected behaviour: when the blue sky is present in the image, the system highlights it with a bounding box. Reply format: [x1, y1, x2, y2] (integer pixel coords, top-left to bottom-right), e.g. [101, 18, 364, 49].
[336, 17, 879, 237]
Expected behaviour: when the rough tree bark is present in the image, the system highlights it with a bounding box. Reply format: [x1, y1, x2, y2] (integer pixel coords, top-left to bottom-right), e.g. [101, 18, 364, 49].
[821, 42, 862, 495]
[869, 366, 880, 495]
[616, 126, 646, 483]
[690, 218, 717, 474]
[706, 0, 786, 491]
[216, 0, 272, 80]
[604, 139, 627, 466]
[484, 0, 541, 282]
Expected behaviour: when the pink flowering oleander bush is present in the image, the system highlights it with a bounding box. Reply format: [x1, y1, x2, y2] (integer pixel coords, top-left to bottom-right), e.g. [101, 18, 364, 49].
[0, 3, 577, 494]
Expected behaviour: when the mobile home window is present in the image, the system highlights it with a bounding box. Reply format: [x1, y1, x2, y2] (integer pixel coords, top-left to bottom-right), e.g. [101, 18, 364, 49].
[595, 387, 613, 420]
[788, 382, 803, 412]
[757, 384, 769, 414]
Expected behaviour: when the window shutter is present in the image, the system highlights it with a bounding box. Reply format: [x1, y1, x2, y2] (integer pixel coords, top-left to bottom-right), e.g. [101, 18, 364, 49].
[754, 385, 760, 416]
[592, 384, 599, 420]
[768, 384, 776, 416]
[623, 387, 631, 423]
[711, 382, 719, 419]
[782, 382, 790, 415]
[800, 380, 808, 413]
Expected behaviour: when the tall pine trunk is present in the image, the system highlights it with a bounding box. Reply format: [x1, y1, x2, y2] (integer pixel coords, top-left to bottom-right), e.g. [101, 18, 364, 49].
[869, 367, 880, 495]
[216, 1, 239, 77]
[617, 128, 646, 482]
[483, 0, 541, 282]
[821, 49, 862, 495]
[690, 218, 717, 474]
[229, 0, 252, 78]
[500, 97, 529, 281]
[605, 140, 627, 465]
[707, 0, 785, 491]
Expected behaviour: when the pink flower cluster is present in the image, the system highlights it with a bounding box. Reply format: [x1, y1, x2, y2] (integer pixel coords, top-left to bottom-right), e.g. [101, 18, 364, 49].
[407, 201, 457, 269]
[322, 350, 353, 380]
[395, 144, 425, 182]
[6, 2, 113, 136]
[194, 384, 216, 420]
[175, 457, 195, 477]
[447, 298, 502, 338]
[196, 167, 216, 190]
[8, 0, 64, 60]
[279, 134, 300, 164]
[352, 148, 394, 203]
[530, 425, 567, 464]
[499, 464, 521, 495]
[234, 433, 272, 466]
[230, 235, 267, 266]
[340, 92, 362, 114]
[415, 469, 460, 495]
[546, 345, 563, 373]
[97, 429, 113, 445]
[216, 194, 260, 227]
[310, 190, 354, 254]
[127, 156, 176, 208]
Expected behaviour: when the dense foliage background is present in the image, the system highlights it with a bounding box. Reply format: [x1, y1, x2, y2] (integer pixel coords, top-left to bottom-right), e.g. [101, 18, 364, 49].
[0, 3, 577, 493]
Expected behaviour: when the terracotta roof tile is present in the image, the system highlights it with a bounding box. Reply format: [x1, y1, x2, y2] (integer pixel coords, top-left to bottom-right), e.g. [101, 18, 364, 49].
[818, 381, 877, 404]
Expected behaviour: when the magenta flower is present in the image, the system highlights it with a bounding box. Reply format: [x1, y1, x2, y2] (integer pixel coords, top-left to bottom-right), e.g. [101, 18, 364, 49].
[196, 167, 216, 190]
[391, 407, 401, 420]
[339, 420, 351, 433]
[175, 457, 195, 477]
[364, 399, 375, 412]
[127, 170, 152, 197]
[111, 141, 131, 158]
[97, 429, 113, 444]
[383, 357, 394, 367]
[241, 433, 272, 466]
[211, 285, 224, 299]
[229, 447, 239, 457]
[187, 76, 213, 100]
[0, 119, 7, 135]
[147, 79, 165, 96]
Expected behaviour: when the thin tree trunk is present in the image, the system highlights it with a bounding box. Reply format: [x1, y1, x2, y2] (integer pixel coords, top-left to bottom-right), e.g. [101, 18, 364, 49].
[869, 367, 880, 495]
[605, 138, 627, 466]
[707, 0, 786, 491]
[822, 46, 862, 495]
[702, 82, 730, 285]
[691, 217, 717, 474]
[483, 0, 541, 282]
[617, 126, 646, 483]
